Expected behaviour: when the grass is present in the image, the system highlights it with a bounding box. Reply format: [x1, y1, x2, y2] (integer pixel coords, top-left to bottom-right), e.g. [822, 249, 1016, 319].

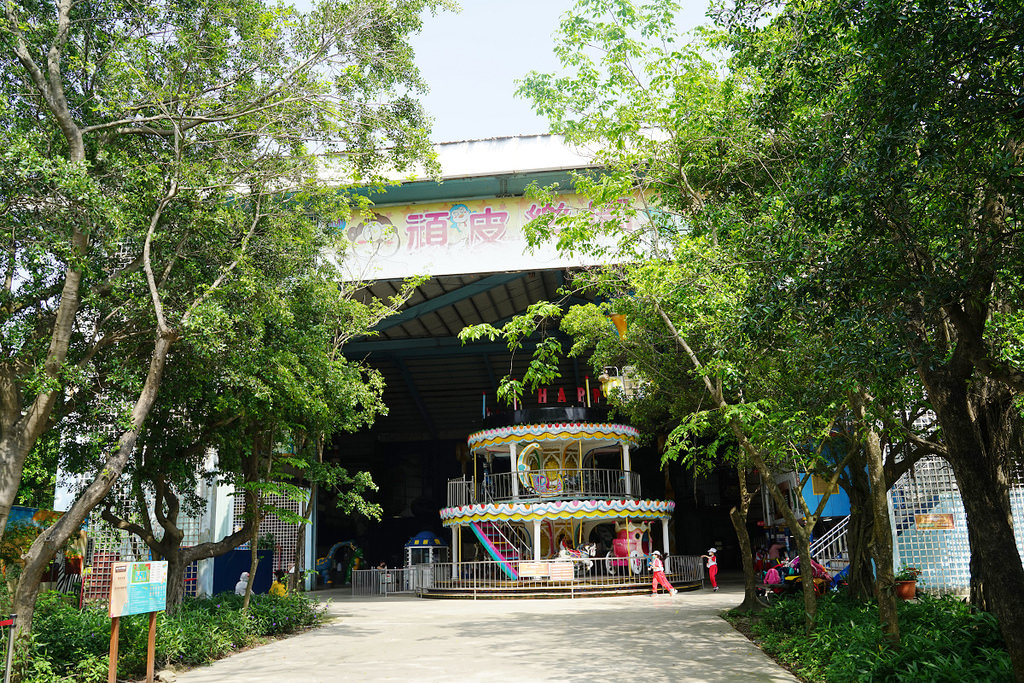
[725, 591, 1012, 682]
[17, 590, 327, 683]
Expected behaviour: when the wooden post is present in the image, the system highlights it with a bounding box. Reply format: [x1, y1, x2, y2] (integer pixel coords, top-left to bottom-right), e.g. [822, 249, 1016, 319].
[107, 616, 120, 683]
[146, 611, 157, 682]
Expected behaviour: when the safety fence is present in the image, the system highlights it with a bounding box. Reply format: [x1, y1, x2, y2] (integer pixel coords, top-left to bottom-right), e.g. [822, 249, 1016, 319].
[447, 469, 643, 507]
[352, 555, 704, 597]
[351, 567, 426, 596]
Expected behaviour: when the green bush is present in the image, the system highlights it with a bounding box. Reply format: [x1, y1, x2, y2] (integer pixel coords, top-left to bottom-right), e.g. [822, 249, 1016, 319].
[736, 592, 1012, 682]
[21, 590, 327, 682]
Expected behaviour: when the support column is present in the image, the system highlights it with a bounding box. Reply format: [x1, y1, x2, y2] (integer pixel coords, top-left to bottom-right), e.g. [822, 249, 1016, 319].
[452, 526, 459, 580]
[510, 443, 520, 500]
[622, 443, 633, 497]
[533, 519, 541, 561]
[662, 518, 671, 554]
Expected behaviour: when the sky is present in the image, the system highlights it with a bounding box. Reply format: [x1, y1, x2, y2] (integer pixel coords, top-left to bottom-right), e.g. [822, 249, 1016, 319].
[410, 1, 713, 143]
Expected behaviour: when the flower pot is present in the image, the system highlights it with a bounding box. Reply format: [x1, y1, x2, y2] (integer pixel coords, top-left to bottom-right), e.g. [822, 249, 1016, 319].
[896, 580, 917, 599]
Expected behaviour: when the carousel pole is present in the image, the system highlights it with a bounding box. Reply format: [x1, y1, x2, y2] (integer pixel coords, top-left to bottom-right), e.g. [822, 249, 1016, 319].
[509, 442, 519, 500]
[451, 526, 459, 580]
[532, 519, 541, 561]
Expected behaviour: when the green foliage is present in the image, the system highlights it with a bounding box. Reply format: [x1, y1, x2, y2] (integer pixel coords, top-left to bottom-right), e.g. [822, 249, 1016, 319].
[736, 593, 1012, 682]
[20, 590, 326, 682]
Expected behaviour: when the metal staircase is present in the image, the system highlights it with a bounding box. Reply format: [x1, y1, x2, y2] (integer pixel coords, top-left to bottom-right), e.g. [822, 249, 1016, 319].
[470, 520, 530, 579]
[809, 515, 851, 574]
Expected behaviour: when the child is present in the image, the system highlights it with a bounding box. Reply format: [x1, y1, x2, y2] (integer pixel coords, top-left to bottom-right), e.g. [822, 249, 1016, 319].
[649, 550, 677, 596]
[270, 569, 288, 597]
[701, 547, 719, 591]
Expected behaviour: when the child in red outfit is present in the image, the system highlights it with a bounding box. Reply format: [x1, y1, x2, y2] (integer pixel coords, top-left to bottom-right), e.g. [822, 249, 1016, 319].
[649, 550, 677, 595]
[701, 547, 719, 591]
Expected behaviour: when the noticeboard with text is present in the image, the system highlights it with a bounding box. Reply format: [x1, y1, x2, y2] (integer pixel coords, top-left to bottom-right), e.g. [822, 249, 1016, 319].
[915, 513, 955, 530]
[109, 561, 167, 617]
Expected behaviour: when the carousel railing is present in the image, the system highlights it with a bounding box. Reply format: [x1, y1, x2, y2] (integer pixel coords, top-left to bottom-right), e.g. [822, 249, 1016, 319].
[448, 476, 473, 508]
[417, 554, 704, 596]
[456, 469, 642, 507]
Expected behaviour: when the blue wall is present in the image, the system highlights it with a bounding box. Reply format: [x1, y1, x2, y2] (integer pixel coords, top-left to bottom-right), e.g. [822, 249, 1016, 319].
[212, 549, 273, 596]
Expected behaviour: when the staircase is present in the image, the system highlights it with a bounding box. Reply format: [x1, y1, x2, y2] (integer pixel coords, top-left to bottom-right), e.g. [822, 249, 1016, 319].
[470, 520, 529, 580]
[809, 515, 851, 575]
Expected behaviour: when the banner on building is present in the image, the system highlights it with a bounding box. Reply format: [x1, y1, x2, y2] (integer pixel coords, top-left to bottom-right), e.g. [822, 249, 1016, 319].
[329, 193, 646, 280]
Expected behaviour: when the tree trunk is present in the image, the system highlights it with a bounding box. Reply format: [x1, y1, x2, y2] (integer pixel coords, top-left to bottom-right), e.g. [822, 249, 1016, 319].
[729, 465, 768, 614]
[851, 390, 900, 646]
[13, 334, 174, 641]
[844, 495, 875, 600]
[0, 12, 90, 547]
[164, 551, 187, 612]
[242, 522, 260, 611]
[927, 373, 1024, 681]
[791, 526, 816, 634]
[841, 456, 876, 600]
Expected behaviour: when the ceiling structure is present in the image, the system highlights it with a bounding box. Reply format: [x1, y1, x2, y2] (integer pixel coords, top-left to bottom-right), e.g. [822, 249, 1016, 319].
[333, 136, 604, 446]
[344, 268, 595, 443]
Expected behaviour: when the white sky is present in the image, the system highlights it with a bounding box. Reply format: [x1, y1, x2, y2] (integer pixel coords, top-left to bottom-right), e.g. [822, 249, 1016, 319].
[410, 1, 713, 143]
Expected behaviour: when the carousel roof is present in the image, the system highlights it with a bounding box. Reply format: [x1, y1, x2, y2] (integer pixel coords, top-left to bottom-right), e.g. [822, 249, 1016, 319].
[439, 498, 674, 527]
[467, 422, 639, 453]
[405, 530, 448, 547]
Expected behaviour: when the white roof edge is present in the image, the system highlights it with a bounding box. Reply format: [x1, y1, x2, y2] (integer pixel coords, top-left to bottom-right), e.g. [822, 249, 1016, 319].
[321, 134, 601, 185]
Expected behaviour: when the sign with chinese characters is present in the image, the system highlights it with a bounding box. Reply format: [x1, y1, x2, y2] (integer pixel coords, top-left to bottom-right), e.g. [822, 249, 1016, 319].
[915, 513, 955, 530]
[518, 562, 549, 578]
[549, 562, 574, 581]
[109, 561, 167, 617]
[329, 193, 645, 280]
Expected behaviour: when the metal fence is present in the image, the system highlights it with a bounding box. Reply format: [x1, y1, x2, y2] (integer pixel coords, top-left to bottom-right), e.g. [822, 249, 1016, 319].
[352, 567, 429, 596]
[352, 555, 704, 597]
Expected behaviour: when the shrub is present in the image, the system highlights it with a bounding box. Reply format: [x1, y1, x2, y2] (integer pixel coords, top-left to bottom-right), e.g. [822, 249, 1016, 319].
[735, 592, 1012, 682]
[21, 590, 327, 682]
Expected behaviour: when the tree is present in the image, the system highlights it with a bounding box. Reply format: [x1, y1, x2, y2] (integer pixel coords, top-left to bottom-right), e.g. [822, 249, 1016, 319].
[2, 0, 441, 638]
[508, 0, 857, 627]
[718, 0, 1024, 671]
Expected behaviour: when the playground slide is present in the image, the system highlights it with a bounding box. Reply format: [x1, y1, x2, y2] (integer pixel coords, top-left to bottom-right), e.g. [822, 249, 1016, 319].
[469, 522, 519, 580]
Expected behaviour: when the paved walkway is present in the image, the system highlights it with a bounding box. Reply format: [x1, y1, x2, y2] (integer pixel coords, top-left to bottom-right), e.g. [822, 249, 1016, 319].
[174, 575, 796, 683]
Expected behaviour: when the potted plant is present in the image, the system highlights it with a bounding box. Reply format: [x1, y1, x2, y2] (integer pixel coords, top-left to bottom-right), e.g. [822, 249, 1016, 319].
[894, 565, 920, 599]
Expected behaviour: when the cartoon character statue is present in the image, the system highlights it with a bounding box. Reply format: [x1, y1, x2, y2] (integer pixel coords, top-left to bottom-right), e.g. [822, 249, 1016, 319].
[610, 521, 650, 574]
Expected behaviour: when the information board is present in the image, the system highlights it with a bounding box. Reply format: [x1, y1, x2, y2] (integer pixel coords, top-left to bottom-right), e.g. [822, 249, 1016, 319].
[915, 513, 955, 530]
[109, 561, 167, 617]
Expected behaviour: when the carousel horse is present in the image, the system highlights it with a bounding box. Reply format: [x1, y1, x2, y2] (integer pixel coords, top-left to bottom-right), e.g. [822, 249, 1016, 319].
[557, 540, 596, 573]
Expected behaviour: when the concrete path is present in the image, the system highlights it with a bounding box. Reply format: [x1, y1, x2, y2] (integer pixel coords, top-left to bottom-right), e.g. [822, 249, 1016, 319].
[173, 576, 796, 683]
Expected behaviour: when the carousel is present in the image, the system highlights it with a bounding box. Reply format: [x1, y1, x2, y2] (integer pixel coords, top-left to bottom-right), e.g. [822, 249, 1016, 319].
[430, 406, 701, 598]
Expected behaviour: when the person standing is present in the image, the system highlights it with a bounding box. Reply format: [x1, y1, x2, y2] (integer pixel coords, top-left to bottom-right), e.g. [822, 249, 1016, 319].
[701, 548, 719, 591]
[649, 550, 677, 596]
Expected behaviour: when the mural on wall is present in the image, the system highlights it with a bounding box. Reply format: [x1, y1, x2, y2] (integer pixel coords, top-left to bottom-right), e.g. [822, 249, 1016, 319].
[329, 193, 644, 280]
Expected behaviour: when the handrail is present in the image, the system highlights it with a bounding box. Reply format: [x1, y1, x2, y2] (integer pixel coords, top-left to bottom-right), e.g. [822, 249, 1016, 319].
[457, 468, 642, 507]
[809, 515, 850, 568]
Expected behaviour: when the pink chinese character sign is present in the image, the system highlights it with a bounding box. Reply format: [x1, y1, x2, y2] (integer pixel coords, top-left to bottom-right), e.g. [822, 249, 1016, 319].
[329, 193, 645, 280]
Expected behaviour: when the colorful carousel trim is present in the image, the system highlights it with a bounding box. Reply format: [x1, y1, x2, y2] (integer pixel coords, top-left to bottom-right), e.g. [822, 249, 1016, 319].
[440, 498, 675, 526]
[467, 422, 640, 451]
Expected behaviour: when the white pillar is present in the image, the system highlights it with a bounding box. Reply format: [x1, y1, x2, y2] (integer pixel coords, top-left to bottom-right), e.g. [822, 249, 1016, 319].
[662, 518, 671, 554]
[452, 526, 459, 579]
[510, 443, 520, 499]
[304, 487, 317, 591]
[533, 519, 542, 561]
[622, 443, 633, 496]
